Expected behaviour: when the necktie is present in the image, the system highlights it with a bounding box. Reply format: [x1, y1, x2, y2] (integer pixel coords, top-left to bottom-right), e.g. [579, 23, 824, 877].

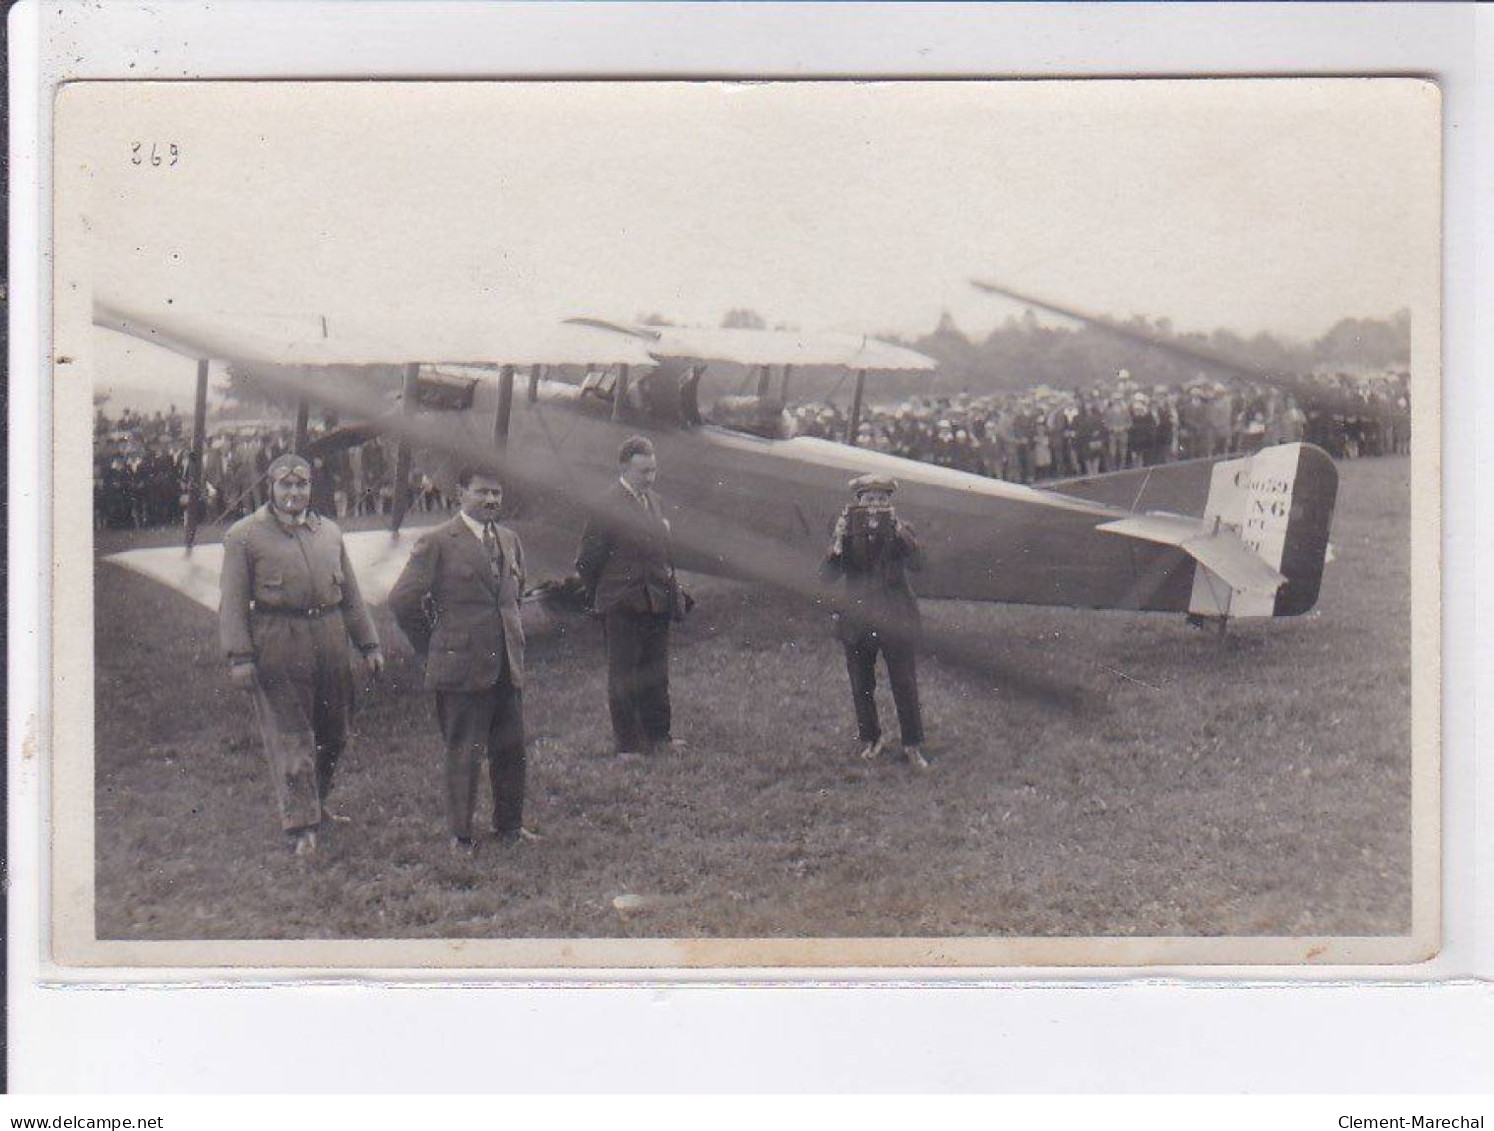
[482, 522, 504, 586]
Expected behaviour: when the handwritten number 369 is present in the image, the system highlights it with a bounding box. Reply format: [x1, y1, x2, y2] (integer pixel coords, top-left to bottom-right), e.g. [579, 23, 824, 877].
[130, 142, 180, 167]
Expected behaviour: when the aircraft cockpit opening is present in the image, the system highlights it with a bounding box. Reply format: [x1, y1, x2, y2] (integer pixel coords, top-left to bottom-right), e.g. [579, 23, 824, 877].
[411, 368, 479, 412]
[532, 359, 779, 436]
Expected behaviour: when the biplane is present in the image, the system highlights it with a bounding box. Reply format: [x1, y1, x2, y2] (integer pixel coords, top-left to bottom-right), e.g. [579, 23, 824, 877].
[93, 297, 1337, 635]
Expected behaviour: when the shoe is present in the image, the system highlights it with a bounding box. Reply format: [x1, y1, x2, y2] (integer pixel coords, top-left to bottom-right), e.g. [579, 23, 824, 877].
[321, 804, 352, 825]
[858, 737, 885, 762]
[648, 737, 687, 755]
[905, 746, 931, 772]
[496, 826, 542, 845]
[292, 830, 318, 858]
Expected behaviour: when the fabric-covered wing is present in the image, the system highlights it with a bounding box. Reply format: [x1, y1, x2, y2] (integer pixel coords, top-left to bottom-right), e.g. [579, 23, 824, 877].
[104, 529, 428, 613]
[96, 301, 660, 368]
[565, 319, 937, 371]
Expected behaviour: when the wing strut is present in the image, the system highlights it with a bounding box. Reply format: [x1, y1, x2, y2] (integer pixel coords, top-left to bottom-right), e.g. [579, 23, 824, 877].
[611, 364, 632, 422]
[845, 367, 868, 447]
[292, 397, 310, 454]
[494, 363, 516, 445]
[682, 364, 705, 426]
[183, 358, 210, 550]
[389, 362, 419, 533]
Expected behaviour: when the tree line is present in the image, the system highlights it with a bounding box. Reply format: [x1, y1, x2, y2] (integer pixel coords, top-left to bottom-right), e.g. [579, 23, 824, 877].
[890, 308, 1411, 397]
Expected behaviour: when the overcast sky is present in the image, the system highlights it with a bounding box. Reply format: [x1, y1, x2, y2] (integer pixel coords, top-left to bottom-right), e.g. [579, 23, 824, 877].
[61, 79, 1439, 400]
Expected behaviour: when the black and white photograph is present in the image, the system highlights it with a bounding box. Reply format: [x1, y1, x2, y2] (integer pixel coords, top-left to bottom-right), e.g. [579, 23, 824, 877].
[50, 77, 1439, 967]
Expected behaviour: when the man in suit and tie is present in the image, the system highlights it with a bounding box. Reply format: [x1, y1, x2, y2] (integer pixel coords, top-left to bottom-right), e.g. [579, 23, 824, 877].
[389, 466, 532, 851]
[576, 435, 686, 757]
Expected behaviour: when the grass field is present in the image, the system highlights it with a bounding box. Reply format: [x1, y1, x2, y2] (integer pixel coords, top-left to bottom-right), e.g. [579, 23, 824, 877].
[93, 456, 1413, 941]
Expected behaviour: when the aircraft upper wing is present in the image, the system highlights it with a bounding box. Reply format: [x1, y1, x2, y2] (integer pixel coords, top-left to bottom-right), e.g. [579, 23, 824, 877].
[95, 301, 660, 368]
[566, 319, 937, 371]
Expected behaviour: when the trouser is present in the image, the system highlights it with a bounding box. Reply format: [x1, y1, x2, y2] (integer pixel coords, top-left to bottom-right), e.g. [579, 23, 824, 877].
[842, 630, 924, 747]
[248, 614, 356, 833]
[603, 609, 673, 752]
[435, 673, 526, 839]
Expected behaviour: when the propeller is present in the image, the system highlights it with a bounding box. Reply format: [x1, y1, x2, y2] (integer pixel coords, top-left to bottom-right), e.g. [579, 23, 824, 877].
[969, 278, 1372, 415]
[213, 359, 1093, 710]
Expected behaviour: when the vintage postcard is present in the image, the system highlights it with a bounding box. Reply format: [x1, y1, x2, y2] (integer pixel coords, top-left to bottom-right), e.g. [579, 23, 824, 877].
[48, 78, 1440, 969]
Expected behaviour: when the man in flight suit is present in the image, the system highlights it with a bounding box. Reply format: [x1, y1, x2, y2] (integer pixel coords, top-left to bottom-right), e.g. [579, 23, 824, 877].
[819, 473, 929, 771]
[388, 467, 532, 852]
[219, 453, 385, 857]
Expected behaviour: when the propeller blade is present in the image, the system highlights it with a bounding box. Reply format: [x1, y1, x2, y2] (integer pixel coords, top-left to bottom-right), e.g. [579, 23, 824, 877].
[155, 355, 1091, 708]
[969, 278, 1365, 413]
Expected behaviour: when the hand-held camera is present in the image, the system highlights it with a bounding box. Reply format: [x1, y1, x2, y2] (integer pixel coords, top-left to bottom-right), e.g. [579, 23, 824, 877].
[841, 503, 897, 562]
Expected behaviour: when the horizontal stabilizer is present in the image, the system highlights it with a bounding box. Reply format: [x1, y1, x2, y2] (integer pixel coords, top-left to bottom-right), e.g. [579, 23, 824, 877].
[1180, 533, 1288, 596]
[1098, 515, 1287, 597]
[1095, 513, 1199, 547]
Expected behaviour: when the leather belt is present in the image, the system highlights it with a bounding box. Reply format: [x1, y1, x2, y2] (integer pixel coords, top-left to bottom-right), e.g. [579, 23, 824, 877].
[251, 602, 334, 619]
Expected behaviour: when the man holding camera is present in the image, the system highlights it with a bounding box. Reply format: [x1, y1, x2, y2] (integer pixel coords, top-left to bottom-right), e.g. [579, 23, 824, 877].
[819, 473, 929, 771]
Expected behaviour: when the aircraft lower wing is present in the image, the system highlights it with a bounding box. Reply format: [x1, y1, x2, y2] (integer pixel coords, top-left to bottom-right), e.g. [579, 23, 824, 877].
[104, 529, 426, 614]
[106, 543, 232, 612]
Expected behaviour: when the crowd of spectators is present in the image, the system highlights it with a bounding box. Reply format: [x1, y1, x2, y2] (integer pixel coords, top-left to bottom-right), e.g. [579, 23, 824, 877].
[789, 369, 1410, 483]
[93, 407, 455, 531]
[94, 406, 195, 530]
[94, 365, 1410, 530]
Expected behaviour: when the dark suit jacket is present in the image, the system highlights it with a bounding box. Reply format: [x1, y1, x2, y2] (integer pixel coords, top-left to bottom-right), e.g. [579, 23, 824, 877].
[388, 516, 526, 692]
[819, 510, 925, 643]
[575, 482, 678, 616]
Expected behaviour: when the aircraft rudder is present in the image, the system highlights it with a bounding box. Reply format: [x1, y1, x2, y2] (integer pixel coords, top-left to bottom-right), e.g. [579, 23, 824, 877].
[1272, 442, 1338, 617]
[1189, 441, 1338, 619]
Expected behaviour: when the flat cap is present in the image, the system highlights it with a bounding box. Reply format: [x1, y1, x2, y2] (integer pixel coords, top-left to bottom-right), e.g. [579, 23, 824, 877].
[266, 453, 313, 482]
[848, 473, 897, 496]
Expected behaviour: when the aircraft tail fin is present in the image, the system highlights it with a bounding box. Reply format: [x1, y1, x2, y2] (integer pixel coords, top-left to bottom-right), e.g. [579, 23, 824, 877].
[1189, 442, 1338, 617]
[1097, 443, 1337, 618]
